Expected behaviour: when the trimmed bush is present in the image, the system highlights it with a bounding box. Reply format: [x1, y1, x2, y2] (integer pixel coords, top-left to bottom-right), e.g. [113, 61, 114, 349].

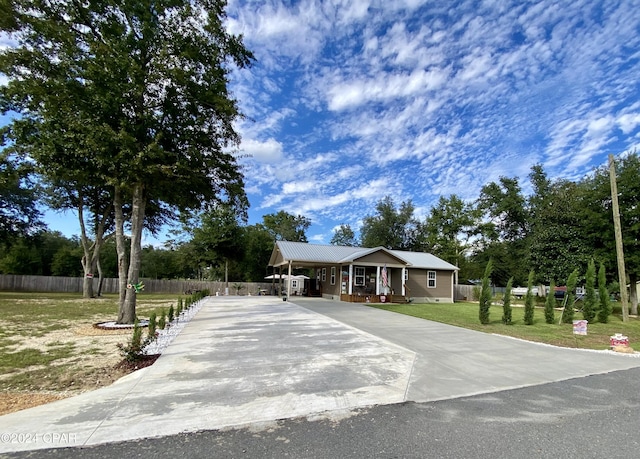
[597, 262, 612, 323]
[158, 308, 166, 330]
[562, 269, 579, 324]
[148, 312, 157, 341]
[523, 270, 535, 325]
[168, 304, 175, 323]
[479, 260, 493, 325]
[502, 277, 513, 325]
[544, 281, 556, 324]
[583, 259, 597, 323]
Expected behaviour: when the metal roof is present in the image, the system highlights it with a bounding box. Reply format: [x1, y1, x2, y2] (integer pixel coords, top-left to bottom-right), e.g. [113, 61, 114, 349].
[270, 241, 458, 271]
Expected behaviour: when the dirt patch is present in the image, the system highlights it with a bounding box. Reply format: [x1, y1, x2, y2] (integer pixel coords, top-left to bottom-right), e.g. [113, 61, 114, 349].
[0, 392, 69, 416]
[0, 322, 158, 416]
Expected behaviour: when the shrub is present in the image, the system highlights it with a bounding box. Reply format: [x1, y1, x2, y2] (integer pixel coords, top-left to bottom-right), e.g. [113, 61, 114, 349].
[471, 285, 481, 301]
[502, 277, 513, 325]
[168, 304, 175, 323]
[176, 301, 182, 319]
[117, 320, 145, 362]
[148, 312, 157, 341]
[479, 260, 493, 324]
[583, 259, 597, 323]
[562, 269, 579, 323]
[544, 281, 556, 324]
[597, 262, 612, 323]
[158, 308, 166, 330]
[523, 270, 535, 325]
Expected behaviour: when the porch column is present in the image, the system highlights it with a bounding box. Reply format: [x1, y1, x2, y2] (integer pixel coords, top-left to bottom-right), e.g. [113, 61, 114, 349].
[348, 265, 353, 294]
[402, 267, 406, 296]
[287, 261, 292, 298]
[278, 266, 283, 297]
[376, 265, 380, 295]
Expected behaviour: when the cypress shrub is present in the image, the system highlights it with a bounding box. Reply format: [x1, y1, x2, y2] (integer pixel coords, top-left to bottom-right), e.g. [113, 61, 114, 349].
[582, 259, 597, 323]
[158, 308, 167, 330]
[479, 260, 493, 325]
[502, 277, 513, 325]
[597, 263, 612, 323]
[544, 281, 556, 324]
[148, 312, 157, 341]
[523, 270, 535, 325]
[562, 269, 579, 323]
[168, 304, 175, 323]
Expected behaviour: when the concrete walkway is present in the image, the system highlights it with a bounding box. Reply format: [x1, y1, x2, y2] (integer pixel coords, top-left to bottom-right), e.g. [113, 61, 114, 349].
[1, 296, 639, 453]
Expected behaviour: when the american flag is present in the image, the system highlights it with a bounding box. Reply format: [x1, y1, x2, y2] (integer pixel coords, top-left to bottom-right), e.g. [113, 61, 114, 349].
[381, 264, 388, 287]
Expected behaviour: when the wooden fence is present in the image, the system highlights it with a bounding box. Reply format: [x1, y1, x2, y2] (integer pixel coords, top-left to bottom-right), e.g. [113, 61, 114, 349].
[0, 274, 275, 296]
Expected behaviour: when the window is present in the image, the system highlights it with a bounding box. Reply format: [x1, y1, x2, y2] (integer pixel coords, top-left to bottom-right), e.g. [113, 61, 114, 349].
[291, 280, 298, 288]
[404, 270, 409, 281]
[322, 268, 326, 282]
[330, 267, 336, 285]
[354, 267, 365, 286]
[427, 271, 436, 288]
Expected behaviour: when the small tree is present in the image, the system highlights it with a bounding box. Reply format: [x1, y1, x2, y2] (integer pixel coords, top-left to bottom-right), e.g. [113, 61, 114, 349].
[544, 281, 556, 324]
[168, 305, 175, 324]
[158, 309, 167, 330]
[479, 260, 493, 324]
[523, 270, 535, 325]
[582, 259, 597, 322]
[562, 269, 579, 323]
[502, 277, 513, 325]
[233, 283, 244, 295]
[148, 312, 157, 341]
[597, 262, 612, 323]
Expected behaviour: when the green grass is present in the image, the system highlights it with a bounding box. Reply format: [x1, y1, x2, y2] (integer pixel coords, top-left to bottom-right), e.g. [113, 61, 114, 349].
[369, 301, 640, 350]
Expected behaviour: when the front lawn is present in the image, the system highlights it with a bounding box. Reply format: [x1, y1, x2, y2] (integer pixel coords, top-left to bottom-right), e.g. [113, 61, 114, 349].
[369, 301, 639, 350]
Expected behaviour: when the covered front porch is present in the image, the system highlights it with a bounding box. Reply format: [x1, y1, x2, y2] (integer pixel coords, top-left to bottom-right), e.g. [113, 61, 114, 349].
[340, 293, 409, 303]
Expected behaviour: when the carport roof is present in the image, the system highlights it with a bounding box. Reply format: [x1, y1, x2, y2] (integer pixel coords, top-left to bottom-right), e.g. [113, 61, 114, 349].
[268, 241, 458, 271]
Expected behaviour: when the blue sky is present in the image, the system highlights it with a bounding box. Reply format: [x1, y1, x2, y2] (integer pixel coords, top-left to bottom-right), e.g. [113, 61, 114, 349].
[3, 0, 640, 246]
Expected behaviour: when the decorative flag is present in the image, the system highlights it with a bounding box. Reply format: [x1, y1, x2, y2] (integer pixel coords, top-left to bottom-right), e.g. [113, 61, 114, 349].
[381, 264, 388, 287]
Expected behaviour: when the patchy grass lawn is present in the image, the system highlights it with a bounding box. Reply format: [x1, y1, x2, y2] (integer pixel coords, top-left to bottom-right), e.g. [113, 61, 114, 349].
[0, 292, 181, 415]
[369, 301, 640, 350]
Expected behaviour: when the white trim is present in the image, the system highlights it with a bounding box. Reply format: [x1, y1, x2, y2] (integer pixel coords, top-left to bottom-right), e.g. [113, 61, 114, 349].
[348, 265, 353, 294]
[330, 266, 336, 285]
[354, 266, 365, 286]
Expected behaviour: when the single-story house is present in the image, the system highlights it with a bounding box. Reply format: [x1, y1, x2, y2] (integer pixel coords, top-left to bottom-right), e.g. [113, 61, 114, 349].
[268, 241, 459, 303]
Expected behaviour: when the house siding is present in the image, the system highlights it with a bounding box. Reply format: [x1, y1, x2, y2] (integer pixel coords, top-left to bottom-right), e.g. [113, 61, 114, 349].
[406, 269, 453, 302]
[352, 252, 403, 265]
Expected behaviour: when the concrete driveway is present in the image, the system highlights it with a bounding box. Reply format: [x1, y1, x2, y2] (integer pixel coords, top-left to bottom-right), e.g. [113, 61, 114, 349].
[1, 296, 639, 453]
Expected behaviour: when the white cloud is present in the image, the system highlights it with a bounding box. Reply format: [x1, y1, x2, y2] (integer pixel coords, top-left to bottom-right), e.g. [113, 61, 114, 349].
[241, 138, 284, 164]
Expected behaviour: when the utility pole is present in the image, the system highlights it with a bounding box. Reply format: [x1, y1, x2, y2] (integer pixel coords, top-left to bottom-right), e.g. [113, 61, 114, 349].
[608, 154, 629, 322]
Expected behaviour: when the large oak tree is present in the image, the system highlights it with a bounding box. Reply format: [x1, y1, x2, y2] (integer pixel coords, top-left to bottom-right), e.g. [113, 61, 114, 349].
[1, 0, 253, 322]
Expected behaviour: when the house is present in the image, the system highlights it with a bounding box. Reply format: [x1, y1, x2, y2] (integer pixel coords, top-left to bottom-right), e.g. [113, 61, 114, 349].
[268, 241, 459, 303]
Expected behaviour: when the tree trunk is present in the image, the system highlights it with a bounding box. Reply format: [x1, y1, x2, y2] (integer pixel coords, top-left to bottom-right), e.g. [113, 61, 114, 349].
[630, 272, 638, 316]
[97, 259, 104, 297]
[114, 186, 131, 323]
[122, 183, 147, 323]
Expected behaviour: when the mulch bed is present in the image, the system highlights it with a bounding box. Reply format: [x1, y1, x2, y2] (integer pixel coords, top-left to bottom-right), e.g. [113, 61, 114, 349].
[114, 354, 161, 372]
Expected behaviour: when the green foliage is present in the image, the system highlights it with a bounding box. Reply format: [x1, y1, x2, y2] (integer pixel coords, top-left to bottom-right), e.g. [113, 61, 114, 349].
[502, 277, 513, 325]
[0, 152, 43, 245]
[148, 312, 157, 341]
[479, 260, 493, 324]
[330, 224, 358, 246]
[523, 270, 536, 325]
[544, 281, 556, 324]
[261, 210, 311, 242]
[471, 285, 481, 301]
[233, 283, 244, 295]
[597, 263, 612, 323]
[176, 301, 183, 319]
[168, 305, 175, 324]
[360, 196, 419, 250]
[582, 259, 597, 323]
[158, 309, 167, 330]
[117, 320, 146, 363]
[562, 269, 579, 323]
[421, 195, 480, 268]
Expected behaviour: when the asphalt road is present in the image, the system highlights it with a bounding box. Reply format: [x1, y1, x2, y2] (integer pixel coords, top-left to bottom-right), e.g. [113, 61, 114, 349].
[5, 367, 639, 459]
